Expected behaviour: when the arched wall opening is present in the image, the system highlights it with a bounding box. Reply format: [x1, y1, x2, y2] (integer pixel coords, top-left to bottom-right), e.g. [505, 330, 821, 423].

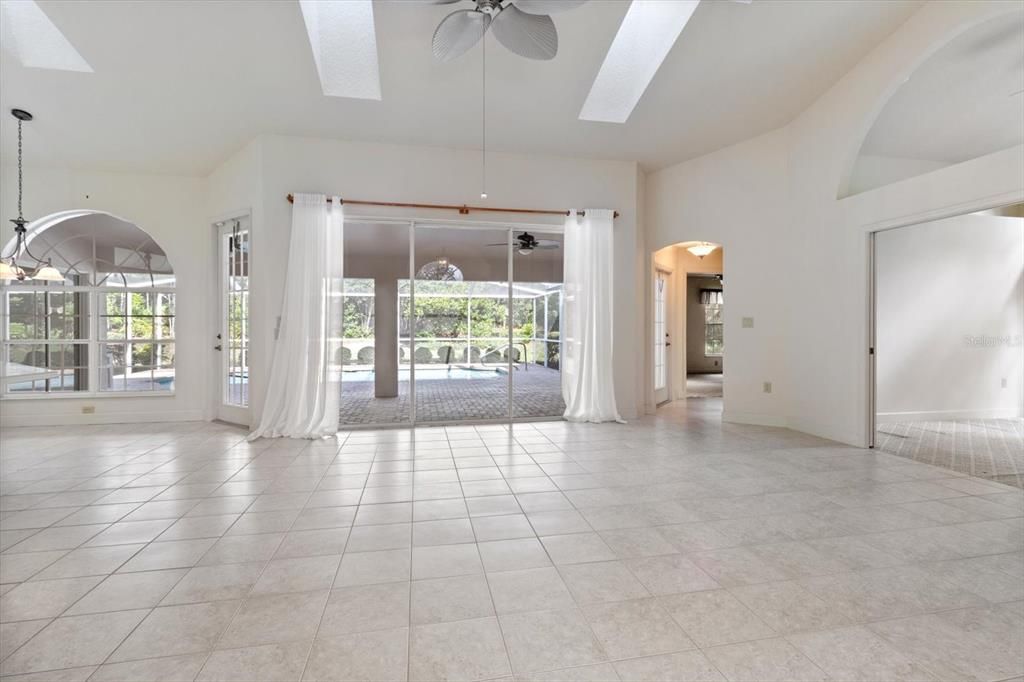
[1, 210, 177, 396]
[647, 241, 724, 413]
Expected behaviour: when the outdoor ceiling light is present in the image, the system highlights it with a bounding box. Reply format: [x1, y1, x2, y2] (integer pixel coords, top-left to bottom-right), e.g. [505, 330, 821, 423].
[579, 0, 700, 123]
[299, 0, 382, 100]
[1, 109, 66, 283]
[0, 0, 93, 72]
[686, 242, 718, 259]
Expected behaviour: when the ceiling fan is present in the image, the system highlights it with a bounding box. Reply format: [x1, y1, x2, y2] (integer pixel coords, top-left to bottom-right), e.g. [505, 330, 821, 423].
[488, 232, 561, 255]
[426, 0, 588, 63]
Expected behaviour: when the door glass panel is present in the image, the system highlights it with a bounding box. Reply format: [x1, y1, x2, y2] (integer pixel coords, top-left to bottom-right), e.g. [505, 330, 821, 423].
[512, 229, 565, 418]
[340, 221, 411, 426]
[654, 271, 667, 392]
[413, 225, 510, 423]
[222, 222, 249, 407]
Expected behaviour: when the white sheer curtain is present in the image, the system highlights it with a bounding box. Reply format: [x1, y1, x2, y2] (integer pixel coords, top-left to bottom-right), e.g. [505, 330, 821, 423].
[561, 208, 623, 423]
[249, 193, 343, 439]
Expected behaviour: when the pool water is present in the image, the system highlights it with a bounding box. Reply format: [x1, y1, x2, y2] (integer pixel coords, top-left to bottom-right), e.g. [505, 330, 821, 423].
[342, 367, 505, 382]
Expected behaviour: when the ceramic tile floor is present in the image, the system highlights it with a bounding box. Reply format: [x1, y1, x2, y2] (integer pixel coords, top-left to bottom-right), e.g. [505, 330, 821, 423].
[1, 398, 1022, 681]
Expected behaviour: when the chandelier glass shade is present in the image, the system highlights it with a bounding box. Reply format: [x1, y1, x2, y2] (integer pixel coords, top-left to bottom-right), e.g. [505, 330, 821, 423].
[686, 242, 718, 259]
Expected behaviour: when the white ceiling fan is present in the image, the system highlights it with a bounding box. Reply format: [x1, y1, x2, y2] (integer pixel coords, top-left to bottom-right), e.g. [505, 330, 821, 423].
[425, 0, 588, 63]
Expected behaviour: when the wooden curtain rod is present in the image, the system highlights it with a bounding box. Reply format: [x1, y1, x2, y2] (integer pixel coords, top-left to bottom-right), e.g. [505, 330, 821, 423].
[285, 194, 617, 219]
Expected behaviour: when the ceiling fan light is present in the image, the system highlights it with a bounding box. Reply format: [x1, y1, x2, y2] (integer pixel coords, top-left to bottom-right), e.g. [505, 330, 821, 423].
[686, 242, 717, 258]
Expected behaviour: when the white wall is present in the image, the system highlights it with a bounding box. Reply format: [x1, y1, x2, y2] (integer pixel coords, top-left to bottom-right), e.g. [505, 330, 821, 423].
[0, 166, 209, 427]
[876, 213, 1024, 421]
[646, 0, 1024, 444]
[220, 135, 642, 424]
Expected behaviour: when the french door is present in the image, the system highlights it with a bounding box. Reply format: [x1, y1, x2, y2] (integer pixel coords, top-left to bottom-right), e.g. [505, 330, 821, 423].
[654, 269, 670, 404]
[216, 218, 250, 425]
[338, 218, 564, 428]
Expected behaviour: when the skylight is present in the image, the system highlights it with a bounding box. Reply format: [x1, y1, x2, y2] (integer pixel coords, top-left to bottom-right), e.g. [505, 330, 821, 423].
[0, 0, 92, 72]
[299, 0, 382, 100]
[579, 0, 700, 123]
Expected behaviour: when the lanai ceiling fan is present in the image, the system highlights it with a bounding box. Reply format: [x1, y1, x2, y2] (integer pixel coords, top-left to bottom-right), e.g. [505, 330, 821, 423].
[488, 232, 561, 255]
[425, 0, 588, 62]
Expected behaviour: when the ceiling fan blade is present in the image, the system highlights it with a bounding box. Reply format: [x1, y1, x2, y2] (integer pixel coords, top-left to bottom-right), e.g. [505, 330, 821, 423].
[432, 9, 490, 63]
[512, 0, 587, 15]
[533, 244, 560, 249]
[491, 4, 557, 60]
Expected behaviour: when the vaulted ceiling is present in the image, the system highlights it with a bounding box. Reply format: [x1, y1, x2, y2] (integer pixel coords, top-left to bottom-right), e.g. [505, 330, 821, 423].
[1, 0, 924, 175]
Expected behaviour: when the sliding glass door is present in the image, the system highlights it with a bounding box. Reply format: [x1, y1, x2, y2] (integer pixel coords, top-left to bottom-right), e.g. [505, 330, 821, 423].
[337, 219, 564, 428]
[339, 221, 411, 427]
[412, 224, 510, 423]
[512, 229, 564, 419]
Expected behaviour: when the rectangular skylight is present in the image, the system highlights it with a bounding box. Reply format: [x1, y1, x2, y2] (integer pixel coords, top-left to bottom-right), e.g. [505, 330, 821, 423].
[0, 0, 92, 72]
[299, 0, 382, 100]
[579, 0, 700, 123]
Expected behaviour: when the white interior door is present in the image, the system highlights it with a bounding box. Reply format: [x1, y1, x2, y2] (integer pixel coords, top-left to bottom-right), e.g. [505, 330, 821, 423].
[216, 218, 250, 425]
[654, 269, 669, 404]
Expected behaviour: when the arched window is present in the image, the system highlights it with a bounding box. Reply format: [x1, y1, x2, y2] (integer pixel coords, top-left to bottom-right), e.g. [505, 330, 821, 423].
[1, 211, 176, 395]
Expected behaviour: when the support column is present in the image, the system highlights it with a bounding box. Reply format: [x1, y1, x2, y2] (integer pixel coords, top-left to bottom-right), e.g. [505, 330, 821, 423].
[374, 277, 399, 398]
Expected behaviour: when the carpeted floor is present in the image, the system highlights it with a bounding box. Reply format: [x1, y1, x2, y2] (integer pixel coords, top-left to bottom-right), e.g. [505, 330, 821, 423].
[876, 418, 1024, 488]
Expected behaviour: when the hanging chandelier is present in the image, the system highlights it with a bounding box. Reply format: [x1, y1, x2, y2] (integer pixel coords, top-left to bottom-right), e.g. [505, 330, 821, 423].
[0, 109, 64, 283]
[686, 242, 718, 259]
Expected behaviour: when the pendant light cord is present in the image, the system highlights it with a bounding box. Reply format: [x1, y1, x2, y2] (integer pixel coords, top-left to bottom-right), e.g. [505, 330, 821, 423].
[16, 117, 23, 221]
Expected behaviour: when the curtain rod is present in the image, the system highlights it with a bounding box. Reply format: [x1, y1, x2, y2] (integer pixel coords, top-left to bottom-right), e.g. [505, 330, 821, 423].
[285, 194, 617, 219]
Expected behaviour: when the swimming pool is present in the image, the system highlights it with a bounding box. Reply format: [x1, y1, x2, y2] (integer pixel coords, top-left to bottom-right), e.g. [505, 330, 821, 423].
[342, 367, 505, 382]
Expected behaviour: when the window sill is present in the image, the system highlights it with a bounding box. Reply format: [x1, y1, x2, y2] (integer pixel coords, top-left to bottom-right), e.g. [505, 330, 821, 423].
[1, 391, 175, 401]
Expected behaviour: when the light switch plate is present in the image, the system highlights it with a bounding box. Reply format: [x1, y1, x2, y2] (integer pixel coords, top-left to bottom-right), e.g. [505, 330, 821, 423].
[763, 382, 772, 394]
[742, 317, 754, 328]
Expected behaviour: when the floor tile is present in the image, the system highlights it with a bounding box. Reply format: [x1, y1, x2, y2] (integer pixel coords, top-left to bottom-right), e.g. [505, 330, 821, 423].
[788, 625, 937, 681]
[409, 616, 511, 681]
[250, 554, 340, 595]
[625, 554, 721, 596]
[499, 608, 608, 675]
[558, 561, 649, 604]
[581, 598, 695, 659]
[612, 651, 725, 682]
[197, 642, 310, 682]
[302, 628, 408, 681]
[410, 574, 493, 624]
[162, 562, 265, 604]
[0, 576, 103, 622]
[335, 549, 410, 586]
[110, 601, 240, 662]
[319, 582, 410, 636]
[411, 543, 483, 579]
[218, 591, 328, 649]
[659, 589, 775, 648]
[0, 610, 148, 676]
[91, 654, 208, 682]
[487, 567, 576, 615]
[65, 569, 187, 615]
[32, 544, 143, 580]
[540, 533, 616, 565]
[704, 637, 829, 682]
[479, 537, 552, 572]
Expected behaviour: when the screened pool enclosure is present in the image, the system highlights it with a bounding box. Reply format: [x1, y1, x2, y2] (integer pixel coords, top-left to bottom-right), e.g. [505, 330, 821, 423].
[339, 219, 565, 426]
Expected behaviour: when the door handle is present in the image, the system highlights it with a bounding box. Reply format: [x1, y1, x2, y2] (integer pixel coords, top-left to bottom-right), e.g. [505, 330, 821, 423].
[214, 345, 222, 351]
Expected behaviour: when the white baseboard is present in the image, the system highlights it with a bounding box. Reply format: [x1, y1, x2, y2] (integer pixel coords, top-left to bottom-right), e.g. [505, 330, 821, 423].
[877, 408, 1024, 424]
[1, 409, 207, 428]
